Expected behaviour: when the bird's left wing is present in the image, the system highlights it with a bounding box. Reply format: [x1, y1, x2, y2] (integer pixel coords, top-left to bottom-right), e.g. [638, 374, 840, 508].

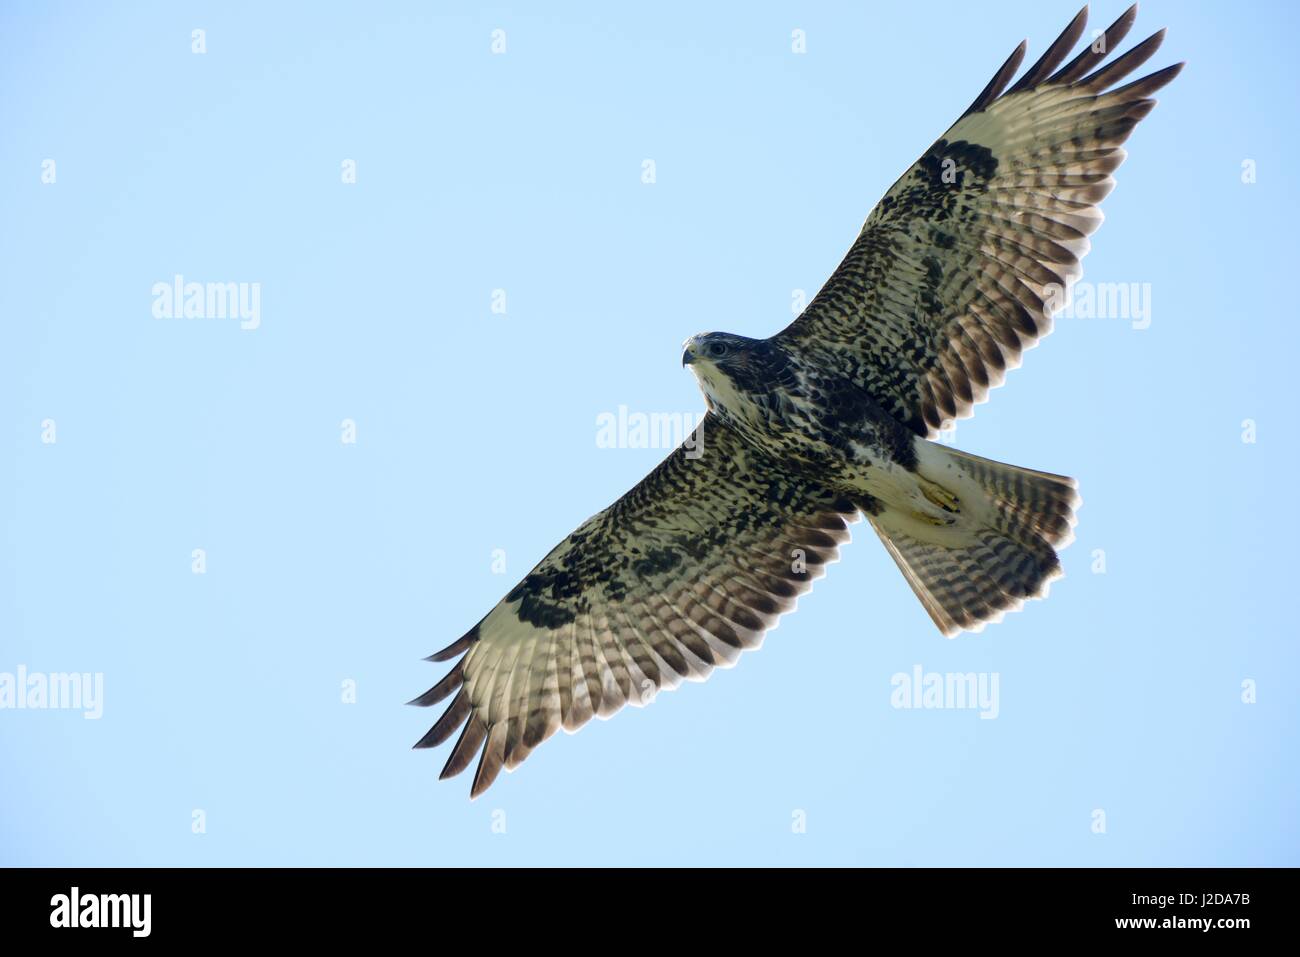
[411, 412, 857, 797]
[774, 5, 1182, 437]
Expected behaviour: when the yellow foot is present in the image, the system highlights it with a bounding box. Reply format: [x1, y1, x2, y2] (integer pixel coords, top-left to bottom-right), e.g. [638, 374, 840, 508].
[918, 478, 961, 515]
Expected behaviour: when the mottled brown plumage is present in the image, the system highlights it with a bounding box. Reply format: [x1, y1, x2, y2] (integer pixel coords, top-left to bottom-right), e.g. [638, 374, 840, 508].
[414, 6, 1180, 796]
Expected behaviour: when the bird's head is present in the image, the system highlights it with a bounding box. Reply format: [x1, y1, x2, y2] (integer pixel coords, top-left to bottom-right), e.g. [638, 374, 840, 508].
[681, 331, 754, 369]
[681, 332, 779, 418]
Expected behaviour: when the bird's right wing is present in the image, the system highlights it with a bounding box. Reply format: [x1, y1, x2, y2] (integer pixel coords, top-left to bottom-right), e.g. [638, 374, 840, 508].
[411, 413, 858, 797]
[774, 5, 1182, 437]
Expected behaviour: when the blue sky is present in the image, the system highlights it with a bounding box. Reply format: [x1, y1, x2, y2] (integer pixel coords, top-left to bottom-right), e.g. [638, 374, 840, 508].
[2, 0, 1297, 866]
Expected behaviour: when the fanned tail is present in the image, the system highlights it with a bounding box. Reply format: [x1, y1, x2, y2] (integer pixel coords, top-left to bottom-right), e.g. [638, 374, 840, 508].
[867, 442, 1080, 635]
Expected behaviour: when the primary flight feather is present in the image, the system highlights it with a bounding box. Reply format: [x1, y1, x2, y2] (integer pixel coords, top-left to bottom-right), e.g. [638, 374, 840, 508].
[413, 5, 1182, 797]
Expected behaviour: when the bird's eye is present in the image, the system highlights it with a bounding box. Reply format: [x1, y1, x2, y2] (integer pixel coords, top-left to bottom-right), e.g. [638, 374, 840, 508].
[707, 342, 727, 358]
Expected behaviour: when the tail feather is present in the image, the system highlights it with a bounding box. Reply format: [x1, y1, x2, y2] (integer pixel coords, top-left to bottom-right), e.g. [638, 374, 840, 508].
[869, 443, 1080, 636]
[938, 445, 1080, 549]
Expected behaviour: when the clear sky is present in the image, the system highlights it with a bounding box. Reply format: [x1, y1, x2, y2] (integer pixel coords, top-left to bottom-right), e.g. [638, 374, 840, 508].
[2, 0, 1297, 866]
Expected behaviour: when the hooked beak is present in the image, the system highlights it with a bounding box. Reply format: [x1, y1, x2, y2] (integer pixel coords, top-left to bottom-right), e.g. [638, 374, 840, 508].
[682, 349, 694, 367]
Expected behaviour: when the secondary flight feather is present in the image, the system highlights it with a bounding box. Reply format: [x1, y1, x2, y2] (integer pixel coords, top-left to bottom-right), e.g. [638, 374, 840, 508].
[413, 5, 1182, 797]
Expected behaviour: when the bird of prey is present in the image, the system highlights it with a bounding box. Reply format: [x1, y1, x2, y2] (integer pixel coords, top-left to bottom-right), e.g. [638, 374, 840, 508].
[413, 6, 1181, 796]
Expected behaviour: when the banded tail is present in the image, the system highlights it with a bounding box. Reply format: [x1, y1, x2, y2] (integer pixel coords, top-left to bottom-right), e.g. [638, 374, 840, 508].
[867, 441, 1080, 635]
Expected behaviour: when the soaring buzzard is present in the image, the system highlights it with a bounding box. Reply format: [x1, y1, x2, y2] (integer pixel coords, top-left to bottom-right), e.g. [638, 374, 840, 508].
[413, 6, 1181, 796]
